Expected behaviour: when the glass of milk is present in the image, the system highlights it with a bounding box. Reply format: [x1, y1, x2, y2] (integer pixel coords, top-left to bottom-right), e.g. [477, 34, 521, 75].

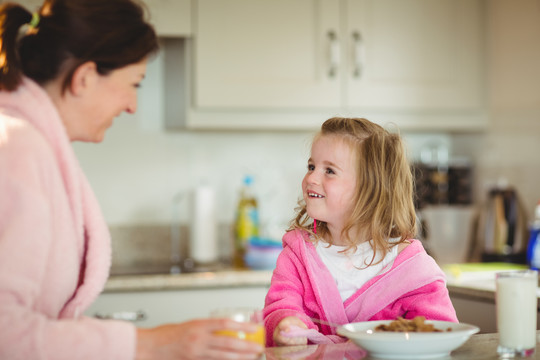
[496, 270, 538, 358]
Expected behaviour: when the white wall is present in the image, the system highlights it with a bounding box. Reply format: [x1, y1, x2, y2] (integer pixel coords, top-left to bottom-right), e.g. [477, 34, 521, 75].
[73, 125, 310, 232]
[73, 113, 450, 234]
[74, 0, 540, 238]
[461, 0, 540, 215]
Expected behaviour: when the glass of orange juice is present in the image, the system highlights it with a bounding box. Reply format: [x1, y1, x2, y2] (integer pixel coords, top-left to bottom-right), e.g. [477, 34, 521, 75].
[210, 307, 265, 346]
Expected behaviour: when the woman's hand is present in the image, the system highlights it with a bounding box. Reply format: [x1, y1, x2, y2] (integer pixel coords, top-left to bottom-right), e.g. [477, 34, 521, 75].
[273, 316, 308, 346]
[136, 318, 264, 360]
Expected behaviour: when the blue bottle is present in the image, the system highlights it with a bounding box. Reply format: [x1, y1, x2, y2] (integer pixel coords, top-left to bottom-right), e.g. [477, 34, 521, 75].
[526, 201, 540, 270]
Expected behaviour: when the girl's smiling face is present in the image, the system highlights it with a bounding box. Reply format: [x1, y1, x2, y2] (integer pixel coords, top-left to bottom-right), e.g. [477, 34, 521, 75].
[302, 135, 358, 240]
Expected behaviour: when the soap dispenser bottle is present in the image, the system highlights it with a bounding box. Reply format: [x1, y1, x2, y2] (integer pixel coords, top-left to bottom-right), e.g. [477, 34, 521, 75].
[526, 200, 540, 270]
[233, 175, 260, 268]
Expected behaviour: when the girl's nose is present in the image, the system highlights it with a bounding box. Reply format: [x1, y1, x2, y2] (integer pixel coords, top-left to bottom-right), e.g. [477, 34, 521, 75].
[305, 171, 320, 185]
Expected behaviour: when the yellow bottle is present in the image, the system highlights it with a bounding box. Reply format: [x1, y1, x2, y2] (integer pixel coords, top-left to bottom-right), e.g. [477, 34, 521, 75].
[234, 176, 259, 268]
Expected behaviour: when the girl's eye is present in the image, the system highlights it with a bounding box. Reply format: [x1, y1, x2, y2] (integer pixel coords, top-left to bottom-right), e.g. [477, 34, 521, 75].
[307, 164, 315, 171]
[326, 168, 335, 175]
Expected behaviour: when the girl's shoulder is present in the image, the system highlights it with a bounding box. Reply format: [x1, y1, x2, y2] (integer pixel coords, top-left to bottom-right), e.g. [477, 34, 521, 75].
[397, 240, 412, 253]
[283, 228, 311, 245]
[393, 239, 430, 266]
[282, 228, 321, 254]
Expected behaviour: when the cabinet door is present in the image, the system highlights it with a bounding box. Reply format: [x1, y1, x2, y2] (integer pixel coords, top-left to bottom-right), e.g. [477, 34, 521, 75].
[193, 0, 341, 108]
[144, 0, 192, 37]
[85, 287, 269, 327]
[344, 0, 483, 110]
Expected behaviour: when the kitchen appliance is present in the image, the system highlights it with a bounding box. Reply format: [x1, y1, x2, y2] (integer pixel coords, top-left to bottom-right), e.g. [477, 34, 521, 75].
[420, 205, 475, 265]
[413, 161, 473, 208]
[470, 186, 529, 264]
[413, 141, 473, 209]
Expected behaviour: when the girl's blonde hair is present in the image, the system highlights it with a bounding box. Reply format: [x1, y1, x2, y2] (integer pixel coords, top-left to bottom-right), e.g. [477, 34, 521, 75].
[290, 117, 417, 264]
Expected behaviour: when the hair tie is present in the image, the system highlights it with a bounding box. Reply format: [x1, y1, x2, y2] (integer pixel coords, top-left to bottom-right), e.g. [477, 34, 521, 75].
[29, 12, 40, 28]
[313, 219, 317, 234]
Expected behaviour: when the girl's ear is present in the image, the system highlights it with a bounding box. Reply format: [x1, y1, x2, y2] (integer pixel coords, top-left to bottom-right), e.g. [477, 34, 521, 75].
[69, 61, 98, 96]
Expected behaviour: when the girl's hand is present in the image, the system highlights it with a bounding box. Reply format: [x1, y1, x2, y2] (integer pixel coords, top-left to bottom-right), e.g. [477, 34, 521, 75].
[136, 319, 264, 360]
[273, 316, 308, 346]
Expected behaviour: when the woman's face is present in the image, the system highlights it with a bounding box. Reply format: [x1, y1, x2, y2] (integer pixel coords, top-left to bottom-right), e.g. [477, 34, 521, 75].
[69, 59, 148, 143]
[302, 135, 358, 235]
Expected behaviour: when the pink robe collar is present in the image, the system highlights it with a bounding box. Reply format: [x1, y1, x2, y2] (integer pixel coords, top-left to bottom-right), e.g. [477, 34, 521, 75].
[0, 78, 112, 318]
[298, 232, 445, 332]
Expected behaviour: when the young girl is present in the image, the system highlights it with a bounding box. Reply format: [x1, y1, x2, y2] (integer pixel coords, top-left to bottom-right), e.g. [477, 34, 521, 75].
[263, 117, 458, 347]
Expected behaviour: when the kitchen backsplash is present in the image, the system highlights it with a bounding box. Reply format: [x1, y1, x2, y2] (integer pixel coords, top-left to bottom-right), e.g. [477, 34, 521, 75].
[73, 120, 453, 228]
[73, 110, 540, 252]
[108, 224, 234, 274]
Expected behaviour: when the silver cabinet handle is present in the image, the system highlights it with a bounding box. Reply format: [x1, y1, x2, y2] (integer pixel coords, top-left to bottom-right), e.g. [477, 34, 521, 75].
[352, 31, 364, 78]
[94, 310, 147, 322]
[327, 30, 340, 77]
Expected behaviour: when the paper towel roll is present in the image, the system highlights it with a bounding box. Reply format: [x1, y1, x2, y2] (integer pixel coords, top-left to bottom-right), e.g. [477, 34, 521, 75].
[190, 186, 218, 264]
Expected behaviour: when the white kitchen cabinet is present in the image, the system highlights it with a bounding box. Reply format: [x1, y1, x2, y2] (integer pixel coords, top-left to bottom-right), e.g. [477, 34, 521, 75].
[450, 294, 540, 334]
[85, 286, 268, 328]
[450, 295, 497, 333]
[343, 0, 483, 111]
[189, 0, 485, 130]
[144, 0, 192, 37]
[193, 0, 341, 109]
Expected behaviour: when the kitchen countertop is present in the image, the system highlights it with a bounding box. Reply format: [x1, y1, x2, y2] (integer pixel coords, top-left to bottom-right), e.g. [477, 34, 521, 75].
[105, 268, 493, 296]
[443, 263, 540, 302]
[446, 276, 499, 302]
[265, 332, 540, 359]
[103, 269, 273, 292]
[102, 262, 537, 298]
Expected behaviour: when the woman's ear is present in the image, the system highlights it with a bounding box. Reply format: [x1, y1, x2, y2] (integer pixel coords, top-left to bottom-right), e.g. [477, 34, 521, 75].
[69, 61, 98, 96]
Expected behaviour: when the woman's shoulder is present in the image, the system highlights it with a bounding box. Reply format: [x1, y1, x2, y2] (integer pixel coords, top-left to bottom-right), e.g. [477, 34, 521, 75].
[1, 114, 48, 148]
[0, 115, 57, 184]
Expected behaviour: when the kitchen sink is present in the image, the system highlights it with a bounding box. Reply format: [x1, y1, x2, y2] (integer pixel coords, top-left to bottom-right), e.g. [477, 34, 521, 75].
[109, 261, 231, 276]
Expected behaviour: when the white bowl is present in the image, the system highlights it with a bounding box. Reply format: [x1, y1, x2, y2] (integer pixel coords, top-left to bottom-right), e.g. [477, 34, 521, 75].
[337, 320, 479, 359]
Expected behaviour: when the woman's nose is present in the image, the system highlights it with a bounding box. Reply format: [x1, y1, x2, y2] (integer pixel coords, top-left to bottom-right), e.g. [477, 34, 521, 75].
[126, 95, 138, 114]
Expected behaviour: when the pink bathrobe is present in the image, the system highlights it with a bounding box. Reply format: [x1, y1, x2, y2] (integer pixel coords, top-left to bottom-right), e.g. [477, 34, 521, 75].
[264, 229, 458, 346]
[0, 79, 135, 359]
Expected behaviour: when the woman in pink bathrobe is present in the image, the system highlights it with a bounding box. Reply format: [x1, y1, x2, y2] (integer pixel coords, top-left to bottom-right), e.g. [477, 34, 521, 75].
[264, 117, 458, 347]
[0, 1, 262, 359]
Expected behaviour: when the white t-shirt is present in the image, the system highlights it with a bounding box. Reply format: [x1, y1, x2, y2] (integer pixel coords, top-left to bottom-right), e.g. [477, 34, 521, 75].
[315, 239, 400, 301]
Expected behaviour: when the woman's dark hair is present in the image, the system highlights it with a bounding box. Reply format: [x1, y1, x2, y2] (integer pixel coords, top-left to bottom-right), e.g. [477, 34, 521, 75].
[0, 0, 159, 92]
